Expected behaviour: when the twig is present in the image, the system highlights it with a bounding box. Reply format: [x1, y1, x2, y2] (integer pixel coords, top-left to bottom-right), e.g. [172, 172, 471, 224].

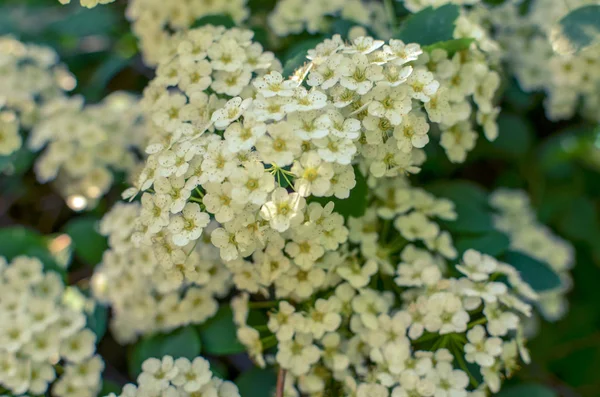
[276, 368, 286, 397]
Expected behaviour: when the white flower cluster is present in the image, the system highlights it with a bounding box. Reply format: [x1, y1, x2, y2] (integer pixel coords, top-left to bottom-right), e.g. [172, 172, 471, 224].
[231, 244, 537, 395]
[416, 45, 501, 163]
[403, 0, 480, 13]
[105, 355, 240, 397]
[91, 202, 232, 343]
[126, 0, 250, 66]
[486, 0, 600, 121]
[57, 0, 115, 8]
[0, 256, 103, 397]
[490, 189, 575, 321]
[0, 36, 75, 157]
[28, 92, 144, 209]
[268, 0, 386, 38]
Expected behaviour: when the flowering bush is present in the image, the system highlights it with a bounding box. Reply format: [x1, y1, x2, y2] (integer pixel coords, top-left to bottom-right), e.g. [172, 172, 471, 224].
[1, 1, 599, 397]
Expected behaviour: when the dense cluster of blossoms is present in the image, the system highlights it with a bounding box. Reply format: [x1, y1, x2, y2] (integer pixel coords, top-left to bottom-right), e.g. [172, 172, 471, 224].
[483, 0, 600, 121]
[91, 202, 232, 343]
[57, 0, 115, 7]
[416, 44, 500, 162]
[0, 36, 74, 157]
[490, 189, 575, 321]
[403, 0, 481, 13]
[268, 0, 387, 38]
[121, 24, 540, 394]
[126, 0, 250, 66]
[0, 256, 103, 397]
[28, 92, 144, 209]
[105, 355, 240, 397]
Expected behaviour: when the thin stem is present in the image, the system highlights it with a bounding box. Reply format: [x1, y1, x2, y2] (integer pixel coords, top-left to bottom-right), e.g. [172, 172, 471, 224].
[248, 301, 278, 309]
[276, 368, 287, 397]
[468, 317, 487, 329]
[451, 338, 478, 388]
[189, 197, 203, 204]
[261, 335, 278, 350]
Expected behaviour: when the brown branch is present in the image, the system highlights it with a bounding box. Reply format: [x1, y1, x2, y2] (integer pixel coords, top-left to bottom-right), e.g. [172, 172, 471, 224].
[276, 368, 286, 397]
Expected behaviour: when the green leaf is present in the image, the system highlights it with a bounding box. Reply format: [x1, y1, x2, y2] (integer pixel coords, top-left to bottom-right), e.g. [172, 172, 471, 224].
[99, 380, 122, 396]
[423, 38, 475, 56]
[191, 14, 236, 29]
[427, 181, 493, 233]
[0, 227, 65, 278]
[503, 251, 562, 292]
[488, 113, 534, 158]
[395, 4, 460, 46]
[64, 216, 108, 266]
[282, 37, 324, 77]
[557, 196, 600, 244]
[311, 166, 368, 219]
[235, 367, 277, 397]
[87, 304, 108, 342]
[0, 146, 36, 176]
[198, 306, 246, 356]
[455, 230, 510, 257]
[84, 56, 131, 102]
[551, 5, 600, 54]
[46, 7, 118, 37]
[128, 326, 202, 378]
[496, 384, 557, 397]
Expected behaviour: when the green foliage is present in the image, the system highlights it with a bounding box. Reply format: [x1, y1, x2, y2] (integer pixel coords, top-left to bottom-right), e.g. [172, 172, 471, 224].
[198, 306, 246, 355]
[86, 303, 108, 342]
[488, 113, 534, 158]
[427, 180, 493, 234]
[503, 251, 562, 292]
[282, 37, 324, 77]
[99, 380, 122, 395]
[0, 226, 66, 278]
[235, 367, 277, 397]
[395, 4, 460, 45]
[64, 216, 108, 266]
[553, 5, 600, 54]
[128, 326, 202, 378]
[455, 230, 510, 257]
[423, 38, 475, 56]
[46, 6, 119, 37]
[496, 383, 557, 397]
[311, 166, 368, 219]
[191, 14, 236, 29]
[0, 146, 36, 176]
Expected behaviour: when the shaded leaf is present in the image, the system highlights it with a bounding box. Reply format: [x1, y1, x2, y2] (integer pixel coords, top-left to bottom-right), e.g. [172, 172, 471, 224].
[504, 251, 562, 292]
[191, 14, 236, 29]
[0, 227, 65, 278]
[64, 216, 108, 266]
[312, 166, 368, 219]
[455, 230, 510, 257]
[423, 38, 475, 56]
[235, 367, 277, 397]
[395, 4, 460, 46]
[489, 113, 534, 158]
[99, 380, 122, 395]
[496, 384, 557, 397]
[128, 326, 202, 378]
[46, 7, 118, 37]
[551, 5, 600, 54]
[427, 181, 493, 233]
[86, 303, 108, 342]
[198, 306, 246, 356]
[282, 37, 324, 77]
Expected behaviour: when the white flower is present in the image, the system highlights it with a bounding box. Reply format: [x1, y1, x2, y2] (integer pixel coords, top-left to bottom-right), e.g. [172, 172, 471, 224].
[253, 71, 296, 97]
[211, 97, 252, 129]
[168, 203, 211, 246]
[172, 357, 212, 392]
[260, 188, 306, 232]
[230, 162, 275, 205]
[291, 152, 334, 197]
[456, 249, 498, 281]
[268, 301, 304, 342]
[464, 326, 503, 368]
[256, 121, 302, 167]
[276, 333, 321, 376]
